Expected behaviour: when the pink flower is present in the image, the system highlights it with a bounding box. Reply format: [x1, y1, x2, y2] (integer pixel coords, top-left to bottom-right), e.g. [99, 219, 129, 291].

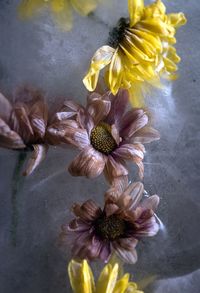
[0, 87, 49, 175]
[60, 177, 160, 263]
[48, 89, 160, 182]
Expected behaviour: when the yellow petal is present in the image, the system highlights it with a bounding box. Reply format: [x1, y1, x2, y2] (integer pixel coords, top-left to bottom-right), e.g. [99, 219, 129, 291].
[71, 0, 97, 16]
[125, 282, 144, 293]
[143, 0, 166, 19]
[113, 273, 130, 293]
[96, 263, 119, 293]
[163, 56, 178, 72]
[83, 46, 115, 92]
[107, 48, 123, 95]
[128, 0, 144, 27]
[18, 0, 45, 19]
[50, 0, 73, 31]
[167, 12, 187, 28]
[136, 18, 175, 37]
[68, 259, 95, 293]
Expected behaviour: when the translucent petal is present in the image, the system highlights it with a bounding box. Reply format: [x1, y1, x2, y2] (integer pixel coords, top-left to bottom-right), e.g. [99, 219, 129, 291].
[18, 0, 46, 19]
[83, 46, 115, 92]
[128, 0, 144, 27]
[50, 0, 73, 31]
[107, 49, 123, 95]
[71, 0, 97, 16]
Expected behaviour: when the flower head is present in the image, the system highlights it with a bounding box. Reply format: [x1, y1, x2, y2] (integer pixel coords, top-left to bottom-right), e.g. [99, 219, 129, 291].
[83, 0, 187, 106]
[0, 87, 49, 175]
[68, 258, 143, 293]
[18, 0, 98, 31]
[48, 89, 159, 182]
[60, 178, 160, 263]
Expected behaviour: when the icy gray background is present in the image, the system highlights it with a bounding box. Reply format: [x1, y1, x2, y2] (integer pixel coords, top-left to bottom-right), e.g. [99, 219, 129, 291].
[0, 0, 200, 292]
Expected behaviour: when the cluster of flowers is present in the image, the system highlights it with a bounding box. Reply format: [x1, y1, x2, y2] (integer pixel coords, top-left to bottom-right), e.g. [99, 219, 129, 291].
[1, 0, 186, 291]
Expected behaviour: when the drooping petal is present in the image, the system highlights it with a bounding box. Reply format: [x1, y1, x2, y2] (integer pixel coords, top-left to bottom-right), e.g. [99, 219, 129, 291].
[68, 259, 95, 293]
[132, 126, 160, 143]
[113, 143, 144, 161]
[23, 144, 48, 176]
[0, 92, 12, 123]
[72, 200, 102, 221]
[107, 48, 123, 95]
[96, 263, 119, 293]
[112, 243, 138, 264]
[68, 146, 106, 178]
[104, 156, 128, 183]
[71, 0, 97, 16]
[128, 0, 144, 27]
[0, 118, 25, 149]
[83, 46, 115, 92]
[50, 0, 73, 31]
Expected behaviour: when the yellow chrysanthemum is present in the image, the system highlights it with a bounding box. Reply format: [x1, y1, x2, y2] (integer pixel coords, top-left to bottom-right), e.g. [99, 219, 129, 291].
[68, 259, 143, 293]
[18, 0, 98, 31]
[83, 0, 187, 106]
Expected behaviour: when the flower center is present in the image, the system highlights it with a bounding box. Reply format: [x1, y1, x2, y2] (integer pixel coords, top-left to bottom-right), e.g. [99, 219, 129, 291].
[95, 214, 125, 241]
[108, 17, 129, 48]
[90, 123, 117, 155]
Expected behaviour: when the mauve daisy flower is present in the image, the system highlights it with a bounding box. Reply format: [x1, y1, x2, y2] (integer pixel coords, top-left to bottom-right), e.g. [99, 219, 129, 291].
[49, 89, 159, 182]
[0, 87, 49, 175]
[60, 178, 160, 263]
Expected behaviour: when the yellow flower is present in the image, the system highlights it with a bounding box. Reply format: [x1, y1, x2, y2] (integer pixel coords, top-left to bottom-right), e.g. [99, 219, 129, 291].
[18, 0, 98, 31]
[83, 0, 187, 106]
[68, 259, 143, 293]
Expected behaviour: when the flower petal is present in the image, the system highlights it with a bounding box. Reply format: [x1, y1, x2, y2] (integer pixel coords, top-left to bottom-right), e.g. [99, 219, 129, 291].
[123, 182, 144, 209]
[140, 195, 160, 211]
[23, 144, 48, 176]
[134, 216, 159, 237]
[113, 143, 144, 161]
[18, 0, 45, 19]
[71, 0, 97, 16]
[128, 0, 144, 27]
[107, 48, 123, 95]
[29, 99, 48, 138]
[120, 109, 148, 138]
[104, 156, 128, 183]
[105, 176, 129, 201]
[132, 126, 160, 143]
[72, 200, 102, 221]
[0, 118, 25, 149]
[50, 0, 73, 31]
[96, 263, 119, 293]
[112, 243, 138, 264]
[83, 46, 115, 92]
[0, 92, 12, 123]
[68, 146, 106, 178]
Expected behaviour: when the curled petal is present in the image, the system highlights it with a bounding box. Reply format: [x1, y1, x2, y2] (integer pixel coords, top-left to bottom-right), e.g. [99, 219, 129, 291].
[87, 93, 111, 125]
[140, 195, 160, 211]
[120, 109, 148, 138]
[167, 12, 187, 28]
[134, 216, 160, 237]
[132, 126, 160, 143]
[113, 143, 144, 161]
[83, 46, 115, 92]
[0, 118, 25, 149]
[72, 200, 102, 221]
[107, 48, 123, 95]
[68, 146, 106, 178]
[23, 144, 48, 176]
[129, 0, 144, 27]
[0, 92, 12, 123]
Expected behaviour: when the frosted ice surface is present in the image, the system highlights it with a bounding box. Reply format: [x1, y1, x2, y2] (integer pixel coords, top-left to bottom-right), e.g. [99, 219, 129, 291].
[0, 0, 200, 292]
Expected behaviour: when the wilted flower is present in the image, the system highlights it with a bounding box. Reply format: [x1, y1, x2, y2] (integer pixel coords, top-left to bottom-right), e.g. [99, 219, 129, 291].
[49, 89, 159, 182]
[60, 178, 160, 263]
[18, 0, 98, 31]
[0, 87, 49, 175]
[68, 258, 144, 293]
[83, 0, 187, 106]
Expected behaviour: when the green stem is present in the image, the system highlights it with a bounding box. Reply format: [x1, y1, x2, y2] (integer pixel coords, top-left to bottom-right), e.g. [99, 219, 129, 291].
[11, 151, 27, 247]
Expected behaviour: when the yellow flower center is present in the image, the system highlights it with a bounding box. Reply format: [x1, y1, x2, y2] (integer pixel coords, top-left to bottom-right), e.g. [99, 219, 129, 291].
[95, 214, 125, 241]
[108, 17, 129, 48]
[90, 123, 117, 155]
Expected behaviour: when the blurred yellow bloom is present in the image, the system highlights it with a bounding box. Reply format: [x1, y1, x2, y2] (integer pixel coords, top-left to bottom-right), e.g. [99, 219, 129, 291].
[68, 259, 143, 293]
[83, 0, 187, 106]
[18, 0, 98, 31]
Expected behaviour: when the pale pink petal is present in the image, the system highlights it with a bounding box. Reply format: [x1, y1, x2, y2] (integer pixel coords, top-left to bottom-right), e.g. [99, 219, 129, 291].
[72, 200, 102, 221]
[105, 175, 129, 201]
[123, 182, 144, 209]
[120, 109, 148, 138]
[99, 242, 111, 262]
[140, 195, 160, 211]
[106, 89, 129, 127]
[114, 237, 138, 250]
[132, 126, 160, 143]
[68, 146, 106, 178]
[134, 217, 160, 237]
[113, 143, 144, 160]
[104, 156, 128, 183]
[112, 243, 138, 264]
[111, 124, 121, 145]
[0, 92, 12, 123]
[29, 100, 48, 138]
[0, 118, 25, 149]
[23, 144, 48, 176]
[87, 93, 111, 125]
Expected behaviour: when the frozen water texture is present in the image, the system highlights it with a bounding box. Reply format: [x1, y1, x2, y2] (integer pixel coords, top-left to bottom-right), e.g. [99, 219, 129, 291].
[0, 0, 200, 292]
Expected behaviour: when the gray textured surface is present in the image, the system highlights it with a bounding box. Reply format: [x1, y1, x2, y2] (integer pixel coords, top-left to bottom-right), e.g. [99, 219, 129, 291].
[0, 0, 200, 292]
